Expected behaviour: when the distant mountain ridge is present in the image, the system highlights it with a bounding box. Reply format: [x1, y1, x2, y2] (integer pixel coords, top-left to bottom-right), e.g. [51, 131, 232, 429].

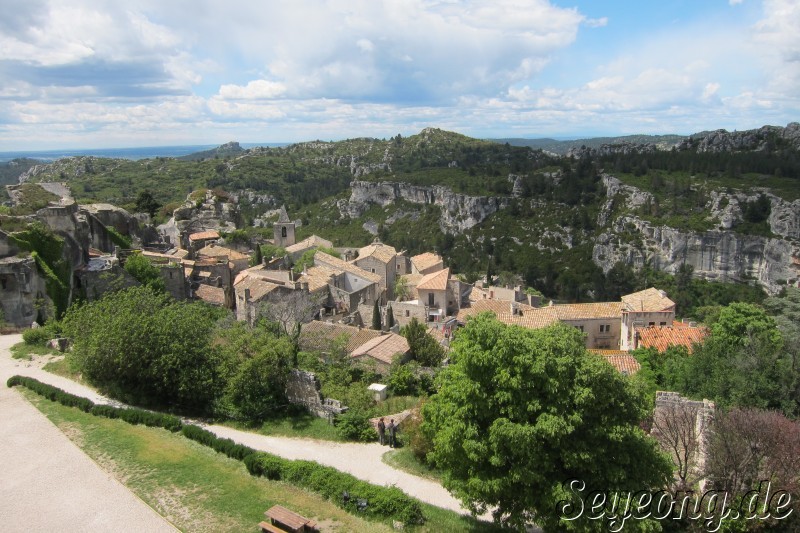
[491, 134, 686, 155]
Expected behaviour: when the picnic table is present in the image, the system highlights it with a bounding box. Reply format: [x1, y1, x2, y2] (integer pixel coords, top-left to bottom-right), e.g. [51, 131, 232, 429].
[259, 505, 319, 533]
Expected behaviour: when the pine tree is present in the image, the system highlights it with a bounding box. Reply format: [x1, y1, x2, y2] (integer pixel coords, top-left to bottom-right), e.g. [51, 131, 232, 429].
[372, 300, 382, 330]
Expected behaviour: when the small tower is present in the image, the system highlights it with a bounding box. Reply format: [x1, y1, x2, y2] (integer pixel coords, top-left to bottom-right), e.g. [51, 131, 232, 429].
[273, 205, 296, 248]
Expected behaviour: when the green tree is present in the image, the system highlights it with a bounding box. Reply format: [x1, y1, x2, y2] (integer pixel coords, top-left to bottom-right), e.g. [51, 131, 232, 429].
[400, 318, 445, 367]
[250, 244, 263, 267]
[124, 253, 166, 292]
[372, 299, 382, 330]
[215, 322, 293, 421]
[135, 190, 161, 218]
[61, 287, 226, 413]
[422, 314, 672, 530]
[394, 275, 410, 301]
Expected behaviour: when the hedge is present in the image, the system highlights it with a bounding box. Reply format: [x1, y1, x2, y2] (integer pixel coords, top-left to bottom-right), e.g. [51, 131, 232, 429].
[8, 375, 425, 526]
[7, 376, 181, 431]
[7, 375, 94, 412]
[244, 452, 424, 525]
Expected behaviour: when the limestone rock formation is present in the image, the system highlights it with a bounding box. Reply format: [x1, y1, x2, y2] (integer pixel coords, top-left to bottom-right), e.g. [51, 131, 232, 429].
[677, 122, 800, 153]
[342, 180, 510, 234]
[158, 189, 239, 246]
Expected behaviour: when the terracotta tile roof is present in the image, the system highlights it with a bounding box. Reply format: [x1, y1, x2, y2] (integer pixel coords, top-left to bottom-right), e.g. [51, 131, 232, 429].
[233, 275, 280, 301]
[417, 268, 450, 291]
[299, 320, 383, 353]
[315, 251, 381, 284]
[356, 241, 398, 264]
[298, 265, 339, 292]
[553, 302, 624, 320]
[351, 333, 410, 365]
[622, 287, 675, 312]
[196, 243, 248, 260]
[635, 323, 708, 353]
[285, 235, 333, 254]
[188, 230, 220, 241]
[194, 284, 226, 306]
[456, 299, 560, 329]
[589, 350, 642, 375]
[411, 252, 443, 273]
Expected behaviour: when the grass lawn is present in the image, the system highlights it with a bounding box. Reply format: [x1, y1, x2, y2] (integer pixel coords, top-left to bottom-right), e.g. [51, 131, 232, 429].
[10, 342, 60, 361]
[382, 447, 443, 483]
[41, 354, 85, 383]
[228, 411, 344, 441]
[22, 390, 505, 532]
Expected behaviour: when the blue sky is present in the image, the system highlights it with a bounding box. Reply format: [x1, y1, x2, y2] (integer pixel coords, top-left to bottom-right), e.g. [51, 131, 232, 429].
[0, 0, 797, 149]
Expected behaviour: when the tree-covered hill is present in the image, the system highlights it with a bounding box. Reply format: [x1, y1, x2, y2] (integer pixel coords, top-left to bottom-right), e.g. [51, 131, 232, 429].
[12, 123, 799, 306]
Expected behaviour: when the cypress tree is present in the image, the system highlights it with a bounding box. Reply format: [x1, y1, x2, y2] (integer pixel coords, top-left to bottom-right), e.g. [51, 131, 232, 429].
[386, 304, 394, 329]
[372, 300, 382, 330]
[250, 245, 263, 266]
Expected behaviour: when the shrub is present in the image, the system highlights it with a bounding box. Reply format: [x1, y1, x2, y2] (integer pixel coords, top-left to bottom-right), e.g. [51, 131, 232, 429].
[90, 405, 183, 432]
[22, 327, 53, 346]
[335, 409, 376, 442]
[181, 424, 256, 460]
[7, 375, 94, 412]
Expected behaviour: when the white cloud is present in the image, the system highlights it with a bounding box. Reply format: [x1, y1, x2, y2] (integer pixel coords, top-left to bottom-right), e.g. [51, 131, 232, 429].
[217, 80, 287, 100]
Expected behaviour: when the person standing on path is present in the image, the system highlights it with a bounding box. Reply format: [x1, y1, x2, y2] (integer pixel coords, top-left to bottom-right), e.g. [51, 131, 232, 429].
[388, 419, 396, 448]
[377, 417, 386, 445]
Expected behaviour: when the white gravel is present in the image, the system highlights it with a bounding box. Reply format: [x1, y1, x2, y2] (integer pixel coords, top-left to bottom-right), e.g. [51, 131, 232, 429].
[0, 334, 177, 533]
[0, 333, 493, 524]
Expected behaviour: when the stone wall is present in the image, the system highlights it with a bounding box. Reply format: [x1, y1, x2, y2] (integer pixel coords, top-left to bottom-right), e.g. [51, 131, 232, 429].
[285, 369, 346, 422]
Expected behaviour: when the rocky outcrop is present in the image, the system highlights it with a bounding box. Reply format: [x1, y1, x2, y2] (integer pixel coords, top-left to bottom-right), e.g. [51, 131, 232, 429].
[567, 142, 662, 159]
[158, 190, 239, 246]
[678, 122, 800, 153]
[598, 175, 654, 227]
[593, 215, 799, 294]
[341, 180, 510, 234]
[0, 256, 48, 326]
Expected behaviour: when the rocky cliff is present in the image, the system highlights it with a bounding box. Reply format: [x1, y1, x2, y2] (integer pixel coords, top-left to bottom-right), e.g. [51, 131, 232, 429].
[594, 176, 800, 294]
[678, 122, 800, 153]
[158, 189, 239, 246]
[340, 180, 510, 234]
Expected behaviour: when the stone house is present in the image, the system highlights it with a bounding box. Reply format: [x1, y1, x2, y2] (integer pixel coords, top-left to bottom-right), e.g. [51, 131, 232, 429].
[552, 302, 624, 349]
[634, 321, 708, 352]
[187, 230, 220, 256]
[620, 288, 677, 350]
[410, 252, 444, 275]
[313, 251, 382, 311]
[196, 243, 250, 276]
[233, 267, 296, 323]
[416, 268, 462, 321]
[350, 333, 411, 371]
[285, 235, 333, 261]
[352, 239, 399, 301]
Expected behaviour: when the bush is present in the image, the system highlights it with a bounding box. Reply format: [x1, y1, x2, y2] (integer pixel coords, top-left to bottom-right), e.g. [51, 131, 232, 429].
[181, 424, 256, 460]
[91, 405, 183, 432]
[22, 327, 53, 346]
[7, 375, 94, 412]
[244, 453, 424, 525]
[335, 409, 377, 442]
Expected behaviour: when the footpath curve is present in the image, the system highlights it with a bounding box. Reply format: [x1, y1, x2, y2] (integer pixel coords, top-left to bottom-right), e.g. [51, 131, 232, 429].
[0, 335, 484, 520]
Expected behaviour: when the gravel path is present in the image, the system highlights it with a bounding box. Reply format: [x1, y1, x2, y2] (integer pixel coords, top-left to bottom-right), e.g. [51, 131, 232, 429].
[0, 335, 488, 521]
[0, 334, 177, 533]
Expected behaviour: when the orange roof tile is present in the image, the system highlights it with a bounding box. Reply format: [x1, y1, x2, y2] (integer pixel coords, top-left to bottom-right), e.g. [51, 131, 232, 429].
[417, 268, 450, 291]
[197, 243, 249, 260]
[315, 251, 382, 284]
[298, 265, 340, 292]
[188, 230, 220, 241]
[233, 275, 280, 301]
[286, 235, 333, 254]
[351, 333, 410, 364]
[194, 284, 226, 306]
[456, 299, 560, 329]
[589, 350, 642, 375]
[355, 241, 398, 264]
[411, 252, 443, 273]
[622, 287, 675, 313]
[553, 302, 624, 320]
[299, 320, 383, 353]
[635, 324, 708, 353]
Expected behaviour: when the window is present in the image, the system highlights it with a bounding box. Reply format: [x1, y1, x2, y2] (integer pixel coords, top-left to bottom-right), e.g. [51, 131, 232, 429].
[576, 325, 584, 332]
[660, 322, 667, 326]
[649, 322, 655, 326]
[428, 292, 435, 306]
[405, 310, 410, 317]
[600, 324, 611, 333]
[281, 226, 287, 238]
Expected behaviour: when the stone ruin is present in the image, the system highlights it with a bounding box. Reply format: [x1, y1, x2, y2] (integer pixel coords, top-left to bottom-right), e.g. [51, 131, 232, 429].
[285, 369, 347, 423]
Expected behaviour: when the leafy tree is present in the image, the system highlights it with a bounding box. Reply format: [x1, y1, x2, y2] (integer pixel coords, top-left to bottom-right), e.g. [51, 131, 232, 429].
[422, 314, 672, 530]
[400, 318, 445, 367]
[135, 190, 161, 218]
[372, 299, 382, 330]
[123, 252, 166, 292]
[394, 275, 410, 301]
[61, 287, 226, 412]
[258, 290, 321, 360]
[215, 322, 293, 421]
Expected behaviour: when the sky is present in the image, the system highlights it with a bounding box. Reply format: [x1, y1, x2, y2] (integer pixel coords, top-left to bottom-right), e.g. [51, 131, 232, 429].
[0, 0, 798, 150]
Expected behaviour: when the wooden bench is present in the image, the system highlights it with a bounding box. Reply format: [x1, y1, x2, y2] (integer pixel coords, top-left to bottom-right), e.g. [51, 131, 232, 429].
[259, 521, 288, 533]
[262, 505, 318, 533]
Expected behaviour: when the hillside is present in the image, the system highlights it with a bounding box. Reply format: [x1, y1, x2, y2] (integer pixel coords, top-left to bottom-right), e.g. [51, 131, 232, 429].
[492, 134, 686, 155]
[11, 123, 800, 300]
